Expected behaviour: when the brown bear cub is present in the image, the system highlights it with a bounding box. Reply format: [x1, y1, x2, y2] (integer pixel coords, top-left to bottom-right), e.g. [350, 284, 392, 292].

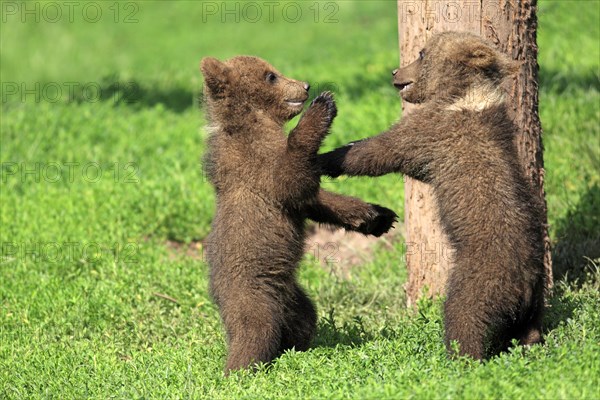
[201, 56, 397, 373]
[319, 32, 546, 359]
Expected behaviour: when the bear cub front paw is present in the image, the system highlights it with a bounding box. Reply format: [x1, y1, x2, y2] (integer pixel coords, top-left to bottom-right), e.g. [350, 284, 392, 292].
[308, 91, 338, 130]
[354, 204, 398, 237]
[288, 91, 337, 154]
[300, 91, 337, 136]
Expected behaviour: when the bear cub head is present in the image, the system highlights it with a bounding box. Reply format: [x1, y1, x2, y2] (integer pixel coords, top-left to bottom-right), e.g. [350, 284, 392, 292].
[392, 32, 519, 108]
[201, 56, 310, 123]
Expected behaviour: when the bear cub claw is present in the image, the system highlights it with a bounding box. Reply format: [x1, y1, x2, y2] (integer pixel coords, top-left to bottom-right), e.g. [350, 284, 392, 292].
[310, 91, 338, 122]
[303, 91, 338, 133]
[290, 91, 338, 154]
[356, 204, 398, 237]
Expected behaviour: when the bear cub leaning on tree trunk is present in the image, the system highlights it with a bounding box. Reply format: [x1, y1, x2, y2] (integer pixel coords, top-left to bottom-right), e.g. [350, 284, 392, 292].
[319, 32, 546, 359]
[200, 56, 397, 374]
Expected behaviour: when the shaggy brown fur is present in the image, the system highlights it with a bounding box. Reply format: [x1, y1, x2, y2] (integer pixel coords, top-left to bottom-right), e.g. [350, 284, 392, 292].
[319, 32, 546, 359]
[200, 56, 397, 373]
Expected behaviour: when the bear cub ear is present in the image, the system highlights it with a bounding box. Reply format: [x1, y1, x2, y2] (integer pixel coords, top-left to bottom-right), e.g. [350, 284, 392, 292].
[462, 44, 496, 70]
[461, 43, 520, 77]
[200, 57, 230, 95]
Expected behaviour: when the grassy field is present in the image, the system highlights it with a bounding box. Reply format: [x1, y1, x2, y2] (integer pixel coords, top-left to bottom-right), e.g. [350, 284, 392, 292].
[1, 1, 599, 398]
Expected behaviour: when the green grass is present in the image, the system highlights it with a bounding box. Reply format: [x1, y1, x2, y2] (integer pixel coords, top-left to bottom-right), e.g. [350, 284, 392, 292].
[1, 0, 599, 398]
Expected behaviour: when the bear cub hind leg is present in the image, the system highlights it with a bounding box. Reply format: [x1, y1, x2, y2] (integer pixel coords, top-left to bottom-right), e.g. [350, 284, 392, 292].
[444, 292, 487, 360]
[279, 284, 317, 353]
[222, 289, 284, 374]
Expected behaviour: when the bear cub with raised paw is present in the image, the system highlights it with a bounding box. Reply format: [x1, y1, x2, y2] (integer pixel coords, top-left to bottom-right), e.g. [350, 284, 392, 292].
[201, 56, 397, 374]
[319, 32, 546, 359]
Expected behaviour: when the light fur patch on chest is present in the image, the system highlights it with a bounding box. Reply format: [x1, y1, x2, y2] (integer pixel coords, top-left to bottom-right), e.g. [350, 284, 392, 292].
[446, 83, 505, 111]
[205, 123, 221, 136]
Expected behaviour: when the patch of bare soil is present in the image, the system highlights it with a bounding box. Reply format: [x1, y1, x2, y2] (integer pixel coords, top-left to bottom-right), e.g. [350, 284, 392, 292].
[164, 222, 403, 279]
[305, 223, 403, 279]
[165, 239, 203, 260]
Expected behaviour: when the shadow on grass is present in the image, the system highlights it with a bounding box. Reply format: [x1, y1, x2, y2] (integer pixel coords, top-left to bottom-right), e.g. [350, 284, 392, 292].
[313, 308, 374, 348]
[539, 67, 600, 94]
[68, 75, 200, 113]
[101, 78, 199, 113]
[552, 183, 600, 284]
[342, 71, 396, 101]
[543, 283, 578, 334]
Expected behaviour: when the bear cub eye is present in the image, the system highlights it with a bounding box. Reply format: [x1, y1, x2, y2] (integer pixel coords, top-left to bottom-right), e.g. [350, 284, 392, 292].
[266, 72, 278, 84]
[419, 50, 425, 60]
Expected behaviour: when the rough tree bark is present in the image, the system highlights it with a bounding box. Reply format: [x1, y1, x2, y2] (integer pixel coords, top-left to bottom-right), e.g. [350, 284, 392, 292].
[397, 0, 553, 306]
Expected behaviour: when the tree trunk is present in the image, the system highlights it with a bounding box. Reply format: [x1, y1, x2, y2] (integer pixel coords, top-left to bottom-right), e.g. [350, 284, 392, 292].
[398, 0, 553, 306]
